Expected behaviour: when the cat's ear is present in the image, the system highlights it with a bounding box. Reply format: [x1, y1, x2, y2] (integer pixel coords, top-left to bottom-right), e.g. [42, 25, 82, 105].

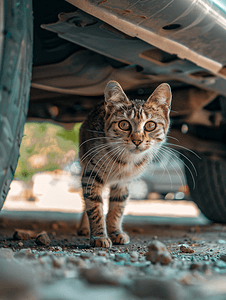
[145, 83, 172, 108]
[104, 81, 130, 105]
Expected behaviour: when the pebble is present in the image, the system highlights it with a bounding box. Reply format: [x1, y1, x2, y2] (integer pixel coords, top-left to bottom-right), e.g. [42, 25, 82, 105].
[52, 256, 66, 268]
[92, 256, 107, 264]
[18, 242, 23, 247]
[131, 227, 144, 234]
[180, 244, 195, 253]
[13, 230, 31, 240]
[220, 254, 226, 262]
[98, 250, 108, 257]
[115, 253, 129, 262]
[130, 277, 184, 300]
[130, 251, 139, 262]
[39, 255, 53, 265]
[35, 233, 51, 246]
[218, 239, 226, 244]
[80, 267, 120, 285]
[147, 240, 167, 252]
[80, 252, 92, 259]
[0, 258, 37, 299]
[215, 260, 226, 269]
[0, 248, 14, 260]
[190, 263, 202, 271]
[51, 223, 59, 230]
[146, 240, 172, 265]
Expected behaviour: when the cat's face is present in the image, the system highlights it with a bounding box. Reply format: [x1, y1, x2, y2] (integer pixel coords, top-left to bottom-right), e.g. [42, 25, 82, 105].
[104, 81, 172, 155]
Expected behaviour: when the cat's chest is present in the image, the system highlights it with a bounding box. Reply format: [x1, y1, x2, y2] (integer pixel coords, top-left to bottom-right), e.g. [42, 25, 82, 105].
[108, 153, 149, 184]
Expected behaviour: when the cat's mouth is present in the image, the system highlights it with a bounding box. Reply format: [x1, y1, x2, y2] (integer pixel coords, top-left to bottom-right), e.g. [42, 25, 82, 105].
[130, 147, 144, 153]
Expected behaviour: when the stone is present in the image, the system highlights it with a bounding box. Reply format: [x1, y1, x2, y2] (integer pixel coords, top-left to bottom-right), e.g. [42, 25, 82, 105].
[146, 240, 172, 265]
[147, 240, 167, 252]
[0, 259, 38, 300]
[130, 251, 139, 262]
[220, 254, 226, 262]
[0, 248, 14, 260]
[52, 256, 67, 268]
[215, 260, 226, 269]
[91, 256, 107, 264]
[190, 263, 202, 271]
[80, 252, 92, 259]
[115, 253, 129, 262]
[130, 277, 184, 300]
[98, 250, 108, 257]
[13, 230, 31, 240]
[81, 266, 120, 285]
[180, 244, 195, 253]
[35, 233, 51, 246]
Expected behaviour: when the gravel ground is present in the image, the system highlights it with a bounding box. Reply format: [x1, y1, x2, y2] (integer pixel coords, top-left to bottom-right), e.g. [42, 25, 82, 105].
[1, 214, 226, 300]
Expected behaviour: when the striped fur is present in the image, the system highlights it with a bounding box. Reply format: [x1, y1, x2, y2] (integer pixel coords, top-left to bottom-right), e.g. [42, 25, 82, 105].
[78, 81, 172, 248]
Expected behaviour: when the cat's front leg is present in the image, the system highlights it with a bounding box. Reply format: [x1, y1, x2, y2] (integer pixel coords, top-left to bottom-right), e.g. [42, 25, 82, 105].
[82, 175, 112, 248]
[107, 184, 130, 245]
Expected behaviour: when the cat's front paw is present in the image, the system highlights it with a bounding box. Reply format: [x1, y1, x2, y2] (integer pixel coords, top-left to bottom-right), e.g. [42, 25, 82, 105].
[90, 236, 112, 248]
[109, 232, 130, 245]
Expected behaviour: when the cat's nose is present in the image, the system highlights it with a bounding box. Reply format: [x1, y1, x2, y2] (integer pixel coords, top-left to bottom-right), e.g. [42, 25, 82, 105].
[132, 139, 142, 146]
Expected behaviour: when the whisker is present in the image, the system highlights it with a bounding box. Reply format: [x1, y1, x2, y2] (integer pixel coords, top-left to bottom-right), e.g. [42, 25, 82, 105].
[90, 147, 125, 194]
[162, 146, 196, 190]
[167, 136, 179, 143]
[165, 143, 201, 159]
[81, 143, 109, 162]
[158, 148, 186, 192]
[86, 146, 122, 194]
[79, 136, 118, 148]
[105, 147, 126, 185]
[89, 145, 123, 191]
[163, 145, 197, 177]
[81, 141, 123, 163]
[83, 144, 112, 176]
[89, 147, 124, 194]
[85, 129, 105, 134]
[102, 147, 123, 180]
[152, 149, 173, 191]
[152, 152, 169, 189]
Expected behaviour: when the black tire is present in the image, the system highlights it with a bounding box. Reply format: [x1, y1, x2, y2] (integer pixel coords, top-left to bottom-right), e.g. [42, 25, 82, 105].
[184, 152, 226, 223]
[0, 0, 33, 210]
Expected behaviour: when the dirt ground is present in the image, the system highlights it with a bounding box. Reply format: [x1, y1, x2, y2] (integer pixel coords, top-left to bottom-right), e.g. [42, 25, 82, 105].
[1, 210, 226, 300]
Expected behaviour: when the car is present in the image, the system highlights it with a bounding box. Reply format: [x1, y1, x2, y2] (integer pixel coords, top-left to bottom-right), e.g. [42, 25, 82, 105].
[1, 0, 226, 222]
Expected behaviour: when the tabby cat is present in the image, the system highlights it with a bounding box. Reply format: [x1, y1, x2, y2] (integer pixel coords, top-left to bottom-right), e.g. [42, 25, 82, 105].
[78, 81, 172, 248]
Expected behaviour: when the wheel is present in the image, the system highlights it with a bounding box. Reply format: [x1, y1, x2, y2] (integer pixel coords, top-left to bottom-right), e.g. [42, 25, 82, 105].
[0, 0, 33, 210]
[184, 152, 226, 223]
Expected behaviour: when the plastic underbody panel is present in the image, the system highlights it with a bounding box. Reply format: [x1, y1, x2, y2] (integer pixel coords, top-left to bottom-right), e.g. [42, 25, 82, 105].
[32, 0, 226, 97]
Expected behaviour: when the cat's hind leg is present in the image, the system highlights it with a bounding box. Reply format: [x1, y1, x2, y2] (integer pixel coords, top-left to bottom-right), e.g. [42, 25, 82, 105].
[107, 184, 130, 245]
[77, 211, 90, 236]
[82, 172, 112, 248]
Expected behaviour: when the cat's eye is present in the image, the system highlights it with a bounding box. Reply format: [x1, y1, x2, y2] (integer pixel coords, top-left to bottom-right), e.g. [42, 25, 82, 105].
[118, 120, 131, 131]
[144, 121, 156, 132]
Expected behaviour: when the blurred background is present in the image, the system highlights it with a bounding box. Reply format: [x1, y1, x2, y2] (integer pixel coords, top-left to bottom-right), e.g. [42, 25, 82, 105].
[2, 121, 202, 221]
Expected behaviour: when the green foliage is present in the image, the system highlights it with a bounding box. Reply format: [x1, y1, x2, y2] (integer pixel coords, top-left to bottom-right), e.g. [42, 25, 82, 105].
[15, 122, 81, 181]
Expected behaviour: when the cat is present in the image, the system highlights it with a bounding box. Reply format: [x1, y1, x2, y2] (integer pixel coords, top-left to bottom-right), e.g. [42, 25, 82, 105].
[78, 80, 172, 248]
